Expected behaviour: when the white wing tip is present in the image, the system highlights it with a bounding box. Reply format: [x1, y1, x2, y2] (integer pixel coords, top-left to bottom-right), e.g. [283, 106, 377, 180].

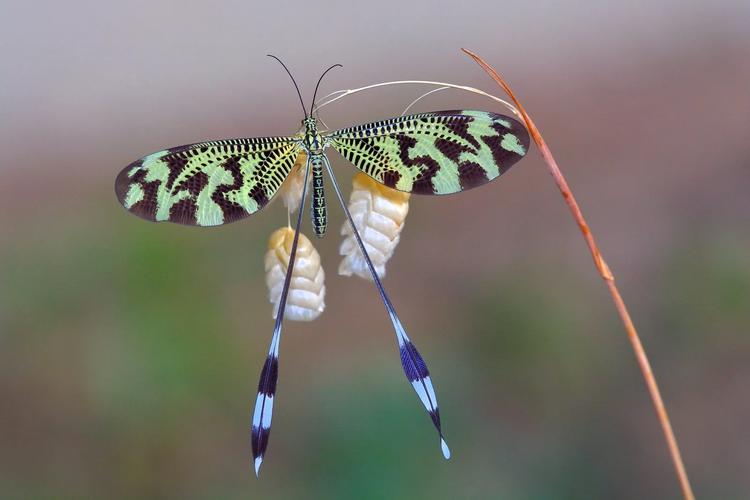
[254, 456, 263, 477]
[440, 438, 451, 460]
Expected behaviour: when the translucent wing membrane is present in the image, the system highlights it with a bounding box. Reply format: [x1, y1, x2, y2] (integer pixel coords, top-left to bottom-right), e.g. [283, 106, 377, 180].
[115, 138, 301, 226]
[252, 156, 311, 476]
[327, 110, 529, 195]
[321, 155, 451, 460]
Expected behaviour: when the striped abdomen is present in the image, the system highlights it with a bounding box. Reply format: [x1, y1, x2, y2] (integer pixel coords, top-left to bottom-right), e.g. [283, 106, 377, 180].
[310, 155, 327, 238]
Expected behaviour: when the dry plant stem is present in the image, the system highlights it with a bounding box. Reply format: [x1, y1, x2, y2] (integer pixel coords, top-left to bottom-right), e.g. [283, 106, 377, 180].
[460, 48, 695, 500]
[314, 80, 520, 119]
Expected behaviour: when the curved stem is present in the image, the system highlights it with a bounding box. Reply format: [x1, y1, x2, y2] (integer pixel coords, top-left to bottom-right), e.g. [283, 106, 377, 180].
[313, 80, 520, 118]
[460, 48, 694, 500]
[401, 86, 450, 116]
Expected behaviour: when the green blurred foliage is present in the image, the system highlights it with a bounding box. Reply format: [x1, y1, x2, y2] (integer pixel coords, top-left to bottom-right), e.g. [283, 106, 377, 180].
[3, 197, 747, 498]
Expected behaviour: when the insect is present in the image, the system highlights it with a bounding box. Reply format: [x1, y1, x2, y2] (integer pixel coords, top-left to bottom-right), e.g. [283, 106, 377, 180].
[115, 56, 530, 476]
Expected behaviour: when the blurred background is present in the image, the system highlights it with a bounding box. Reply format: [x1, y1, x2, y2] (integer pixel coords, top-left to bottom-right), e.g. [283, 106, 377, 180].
[1, 0, 749, 498]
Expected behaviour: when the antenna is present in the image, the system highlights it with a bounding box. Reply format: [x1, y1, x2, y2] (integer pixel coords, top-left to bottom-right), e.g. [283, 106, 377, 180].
[310, 63, 343, 117]
[267, 54, 307, 118]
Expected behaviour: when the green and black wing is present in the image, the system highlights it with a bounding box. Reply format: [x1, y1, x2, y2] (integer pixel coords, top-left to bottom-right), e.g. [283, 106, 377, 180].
[327, 110, 529, 195]
[115, 137, 302, 226]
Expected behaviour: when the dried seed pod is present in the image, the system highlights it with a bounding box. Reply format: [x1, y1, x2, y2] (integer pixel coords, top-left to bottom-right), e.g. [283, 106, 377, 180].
[265, 226, 325, 321]
[277, 151, 307, 213]
[339, 172, 410, 281]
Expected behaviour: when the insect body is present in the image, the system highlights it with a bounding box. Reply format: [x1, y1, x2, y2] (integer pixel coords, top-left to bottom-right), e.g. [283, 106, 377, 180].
[115, 57, 530, 476]
[310, 154, 327, 237]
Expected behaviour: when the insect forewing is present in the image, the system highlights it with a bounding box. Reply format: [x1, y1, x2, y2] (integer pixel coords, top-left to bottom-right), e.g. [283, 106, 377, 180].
[115, 138, 301, 226]
[327, 110, 529, 195]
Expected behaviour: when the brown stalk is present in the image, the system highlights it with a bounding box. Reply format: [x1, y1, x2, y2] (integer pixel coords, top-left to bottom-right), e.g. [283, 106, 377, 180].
[461, 48, 694, 500]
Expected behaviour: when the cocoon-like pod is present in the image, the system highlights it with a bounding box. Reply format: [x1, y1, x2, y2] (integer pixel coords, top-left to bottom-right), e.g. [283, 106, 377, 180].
[265, 226, 325, 321]
[339, 172, 410, 281]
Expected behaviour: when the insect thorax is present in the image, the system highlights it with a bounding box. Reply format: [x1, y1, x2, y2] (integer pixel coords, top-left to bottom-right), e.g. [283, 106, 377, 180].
[301, 117, 323, 154]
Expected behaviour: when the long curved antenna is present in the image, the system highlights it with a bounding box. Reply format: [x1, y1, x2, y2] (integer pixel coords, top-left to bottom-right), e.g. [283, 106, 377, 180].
[310, 63, 343, 117]
[321, 154, 450, 461]
[267, 54, 307, 118]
